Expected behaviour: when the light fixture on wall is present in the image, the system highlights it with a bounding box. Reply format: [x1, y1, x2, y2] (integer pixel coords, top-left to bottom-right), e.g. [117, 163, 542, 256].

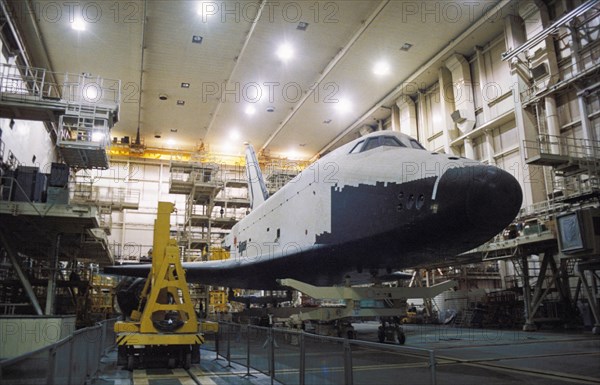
[451, 110, 466, 124]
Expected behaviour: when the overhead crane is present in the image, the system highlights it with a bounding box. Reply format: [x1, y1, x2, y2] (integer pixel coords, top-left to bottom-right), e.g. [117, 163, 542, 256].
[114, 202, 203, 370]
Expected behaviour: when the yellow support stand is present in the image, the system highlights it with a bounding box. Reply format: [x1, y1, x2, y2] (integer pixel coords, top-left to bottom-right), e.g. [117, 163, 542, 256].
[114, 202, 203, 369]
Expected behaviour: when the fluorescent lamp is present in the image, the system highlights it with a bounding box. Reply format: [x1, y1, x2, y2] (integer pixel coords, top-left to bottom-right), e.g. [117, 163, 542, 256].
[276, 44, 294, 61]
[71, 18, 86, 31]
[373, 61, 390, 76]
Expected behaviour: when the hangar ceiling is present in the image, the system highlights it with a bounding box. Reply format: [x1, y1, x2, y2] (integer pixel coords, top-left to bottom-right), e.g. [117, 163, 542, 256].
[5, 0, 510, 159]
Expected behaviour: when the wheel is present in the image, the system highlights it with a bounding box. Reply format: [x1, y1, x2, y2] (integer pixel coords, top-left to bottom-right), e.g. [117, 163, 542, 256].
[126, 355, 135, 371]
[398, 332, 406, 345]
[183, 352, 192, 369]
[191, 346, 200, 364]
[117, 346, 127, 366]
[392, 329, 399, 344]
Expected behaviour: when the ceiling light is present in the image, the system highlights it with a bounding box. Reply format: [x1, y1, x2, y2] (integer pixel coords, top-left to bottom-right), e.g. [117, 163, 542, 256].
[159, 94, 168, 101]
[266, 106, 275, 112]
[373, 61, 390, 76]
[335, 99, 352, 113]
[229, 130, 240, 140]
[154, 134, 161, 139]
[177, 100, 185, 106]
[167, 139, 175, 146]
[323, 119, 332, 124]
[192, 35, 203, 44]
[221, 142, 233, 154]
[71, 18, 86, 31]
[197, 1, 216, 18]
[181, 82, 190, 88]
[245, 106, 256, 115]
[170, 128, 178, 133]
[83, 85, 99, 101]
[286, 149, 299, 160]
[276, 43, 294, 61]
[400, 42, 413, 52]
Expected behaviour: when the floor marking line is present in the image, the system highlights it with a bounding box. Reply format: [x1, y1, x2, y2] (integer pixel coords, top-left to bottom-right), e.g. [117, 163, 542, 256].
[463, 362, 600, 385]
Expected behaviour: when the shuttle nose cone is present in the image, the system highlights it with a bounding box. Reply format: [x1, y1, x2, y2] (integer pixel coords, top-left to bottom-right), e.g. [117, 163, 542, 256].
[438, 165, 522, 237]
[464, 166, 523, 232]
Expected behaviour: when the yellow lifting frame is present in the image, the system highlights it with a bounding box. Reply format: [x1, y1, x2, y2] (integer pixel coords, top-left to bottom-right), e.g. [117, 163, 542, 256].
[115, 202, 199, 337]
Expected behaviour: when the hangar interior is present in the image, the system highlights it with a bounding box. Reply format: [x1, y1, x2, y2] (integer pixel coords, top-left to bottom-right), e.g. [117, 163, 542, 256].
[0, 0, 599, 384]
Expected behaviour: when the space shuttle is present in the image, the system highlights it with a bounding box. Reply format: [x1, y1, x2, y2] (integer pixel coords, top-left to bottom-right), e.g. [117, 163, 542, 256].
[105, 131, 523, 289]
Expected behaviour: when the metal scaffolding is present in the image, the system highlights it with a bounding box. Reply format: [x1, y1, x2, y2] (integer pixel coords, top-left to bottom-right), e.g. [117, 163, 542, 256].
[0, 63, 121, 169]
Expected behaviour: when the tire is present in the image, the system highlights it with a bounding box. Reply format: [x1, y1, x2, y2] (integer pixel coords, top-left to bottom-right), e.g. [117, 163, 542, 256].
[126, 355, 135, 371]
[398, 332, 406, 345]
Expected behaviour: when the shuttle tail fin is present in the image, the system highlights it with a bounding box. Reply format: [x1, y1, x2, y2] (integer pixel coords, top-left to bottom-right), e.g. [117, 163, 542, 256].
[244, 143, 269, 209]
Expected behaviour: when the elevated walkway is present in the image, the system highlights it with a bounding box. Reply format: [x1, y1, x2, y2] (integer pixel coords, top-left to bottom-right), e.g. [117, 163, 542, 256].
[0, 64, 121, 169]
[524, 134, 600, 204]
[524, 134, 600, 175]
[0, 198, 114, 265]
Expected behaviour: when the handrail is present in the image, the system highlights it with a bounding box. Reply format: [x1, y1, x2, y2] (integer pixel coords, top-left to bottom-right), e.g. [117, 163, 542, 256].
[501, 0, 599, 62]
[0, 176, 44, 216]
[0, 318, 117, 385]
[0, 63, 121, 106]
[215, 321, 438, 385]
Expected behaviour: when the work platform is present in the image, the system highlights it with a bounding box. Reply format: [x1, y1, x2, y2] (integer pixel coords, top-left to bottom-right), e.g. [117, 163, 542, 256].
[0, 200, 113, 265]
[0, 63, 121, 169]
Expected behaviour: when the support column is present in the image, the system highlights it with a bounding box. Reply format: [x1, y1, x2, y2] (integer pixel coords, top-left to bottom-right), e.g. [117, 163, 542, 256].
[464, 138, 475, 160]
[45, 233, 61, 315]
[576, 92, 594, 145]
[505, 14, 547, 206]
[438, 67, 458, 154]
[0, 229, 43, 315]
[521, 256, 537, 331]
[475, 46, 491, 123]
[568, 24, 583, 73]
[396, 95, 418, 139]
[390, 104, 401, 132]
[417, 91, 427, 141]
[484, 130, 495, 165]
[568, 22, 595, 149]
[576, 268, 600, 335]
[498, 260, 507, 290]
[544, 96, 561, 154]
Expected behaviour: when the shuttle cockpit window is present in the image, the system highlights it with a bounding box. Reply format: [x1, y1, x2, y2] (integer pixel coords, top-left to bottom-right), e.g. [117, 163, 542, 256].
[349, 140, 365, 154]
[409, 139, 426, 150]
[382, 136, 405, 147]
[360, 136, 405, 152]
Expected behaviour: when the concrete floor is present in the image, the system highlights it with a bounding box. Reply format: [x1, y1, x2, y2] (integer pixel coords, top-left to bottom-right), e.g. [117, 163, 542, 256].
[92, 349, 276, 385]
[94, 322, 600, 385]
[353, 322, 600, 385]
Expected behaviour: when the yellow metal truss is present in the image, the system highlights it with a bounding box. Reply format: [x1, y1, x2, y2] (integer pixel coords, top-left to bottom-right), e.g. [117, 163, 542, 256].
[115, 202, 201, 341]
